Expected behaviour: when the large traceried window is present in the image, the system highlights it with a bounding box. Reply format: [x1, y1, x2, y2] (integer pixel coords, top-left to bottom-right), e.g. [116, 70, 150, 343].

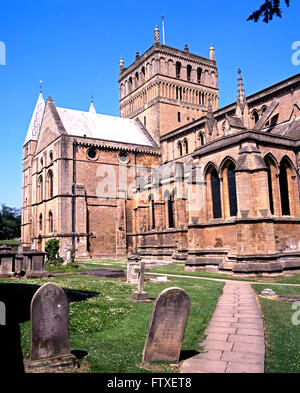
[279, 158, 291, 216]
[210, 169, 222, 219]
[226, 163, 238, 217]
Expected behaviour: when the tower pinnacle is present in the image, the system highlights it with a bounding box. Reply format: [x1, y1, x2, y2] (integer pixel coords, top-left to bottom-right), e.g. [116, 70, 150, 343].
[237, 68, 246, 115]
[209, 44, 215, 61]
[154, 25, 160, 43]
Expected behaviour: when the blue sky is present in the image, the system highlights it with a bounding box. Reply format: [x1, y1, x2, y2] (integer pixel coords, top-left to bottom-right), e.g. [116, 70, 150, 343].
[0, 0, 299, 208]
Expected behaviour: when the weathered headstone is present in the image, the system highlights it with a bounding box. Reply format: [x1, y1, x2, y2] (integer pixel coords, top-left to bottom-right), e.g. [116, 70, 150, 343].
[15, 254, 26, 275]
[129, 261, 151, 302]
[23, 250, 47, 278]
[27, 282, 77, 370]
[0, 250, 15, 278]
[142, 287, 191, 363]
[127, 254, 141, 284]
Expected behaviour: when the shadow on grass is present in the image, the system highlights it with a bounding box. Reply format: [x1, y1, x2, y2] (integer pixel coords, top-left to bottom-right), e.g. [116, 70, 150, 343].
[0, 282, 99, 374]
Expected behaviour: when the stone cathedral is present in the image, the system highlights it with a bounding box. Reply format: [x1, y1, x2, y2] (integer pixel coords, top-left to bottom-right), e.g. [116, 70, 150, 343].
[21, 27, 300, 276]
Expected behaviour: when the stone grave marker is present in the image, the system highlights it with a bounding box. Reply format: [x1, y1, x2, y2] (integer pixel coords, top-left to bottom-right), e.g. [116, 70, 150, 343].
[127, 254, 141, 284]
[23, 250, 47, 278]
[0, 250, 15, 278]
[142, 287, 190, 363]
[129, 261, 151, 302]
[27, 282, 77, 370]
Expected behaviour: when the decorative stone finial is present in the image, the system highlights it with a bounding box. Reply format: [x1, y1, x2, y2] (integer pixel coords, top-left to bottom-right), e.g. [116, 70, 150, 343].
[154, 25, 160, 43]
[119, 57, 124, 72]
[237, 68, 247, 115]
[184, 44, 189, 53]
[209, 44, 215, 60]
[136, 51, 140, 61]
[206, 97, 215, 136]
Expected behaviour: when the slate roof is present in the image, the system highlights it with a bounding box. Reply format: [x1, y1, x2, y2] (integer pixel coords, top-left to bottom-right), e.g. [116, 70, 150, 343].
[56, 106, 157, 148]
[262, 116, 300, 139]
[24, 92, 45, 145]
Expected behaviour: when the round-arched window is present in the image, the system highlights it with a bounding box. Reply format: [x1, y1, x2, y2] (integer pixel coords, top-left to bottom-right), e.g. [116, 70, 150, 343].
[87, 147, 97, 160]
[119, 151, 129, 163]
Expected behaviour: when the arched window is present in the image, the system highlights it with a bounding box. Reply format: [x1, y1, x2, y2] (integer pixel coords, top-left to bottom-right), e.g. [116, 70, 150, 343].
[164, 190, 175, 229]
[178, 141, 183, 156]
[49, 211, 54, 233]
[264, 158, 275, 215]
[38, 175, 43, 202]
[47, 170, 54, 199]
[211, 169, 222, 219]
[187, 64, 192, 82]
[279, 159, 291, 216]
[197, 68, 202, 84]
[261, 106, 268, 114]
[183, 139, 188, 155]
[149, 195, 155, 230]
[39, 213, 43, 231]
[227, 163, 238, 217]
[176, 62, 181, 79]
[252, 110, 259, 124]
[199, 132, 205, 146]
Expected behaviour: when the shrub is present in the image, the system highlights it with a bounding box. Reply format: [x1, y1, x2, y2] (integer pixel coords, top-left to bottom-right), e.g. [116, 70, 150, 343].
[45, 238, 60, 262]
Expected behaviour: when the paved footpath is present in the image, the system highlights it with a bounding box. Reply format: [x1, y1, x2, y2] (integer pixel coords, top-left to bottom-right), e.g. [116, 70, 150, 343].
[180, 281, 265, 373]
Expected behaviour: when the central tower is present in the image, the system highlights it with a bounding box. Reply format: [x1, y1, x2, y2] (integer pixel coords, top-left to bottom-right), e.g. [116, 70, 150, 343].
[119, 26, 219, 145]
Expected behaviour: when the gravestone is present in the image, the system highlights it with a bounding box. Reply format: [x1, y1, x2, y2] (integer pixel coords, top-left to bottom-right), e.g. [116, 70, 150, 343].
[15, 254, 26, 275]
[27, 282, 77, 370]
[126, 254, 141, 284]
[0, 250, 15, 278]
[129, 261, 151, 302]
[23, 251, 47, 278]
[142, 287, 190, 363]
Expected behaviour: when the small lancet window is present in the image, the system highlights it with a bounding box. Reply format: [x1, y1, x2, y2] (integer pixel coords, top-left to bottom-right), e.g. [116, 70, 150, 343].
[176, 62, 181, 79]
[187, 65, 192, 82]
[197, 67, 202, 84]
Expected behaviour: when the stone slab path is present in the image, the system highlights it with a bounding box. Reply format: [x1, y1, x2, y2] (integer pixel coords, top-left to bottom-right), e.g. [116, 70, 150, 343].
[180, 281, 265, 373]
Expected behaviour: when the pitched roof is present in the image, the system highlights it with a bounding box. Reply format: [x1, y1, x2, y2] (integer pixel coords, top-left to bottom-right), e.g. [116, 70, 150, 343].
[55, 107, 157, 148]
[24, 92, 45, 145]
[263, 116, 300, 139]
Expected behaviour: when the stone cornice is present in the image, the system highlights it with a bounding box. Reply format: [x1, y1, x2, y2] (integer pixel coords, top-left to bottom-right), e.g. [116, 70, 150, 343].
[192, 130, 300, 158]
[73, 136, 161, 155]
[119, 43, 216, 81]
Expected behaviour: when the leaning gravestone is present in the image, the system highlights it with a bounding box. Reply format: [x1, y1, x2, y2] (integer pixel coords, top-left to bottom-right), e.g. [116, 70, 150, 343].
[142, 287, 190, 363]
[27, 282, 77, 371]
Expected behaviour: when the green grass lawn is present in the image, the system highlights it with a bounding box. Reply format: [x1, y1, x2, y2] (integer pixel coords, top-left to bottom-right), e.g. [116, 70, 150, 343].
[0, 240, 20, 246]
[75, 258, 300, 285]
[252, 284, 300, 373]
[0, 273, 224, 373]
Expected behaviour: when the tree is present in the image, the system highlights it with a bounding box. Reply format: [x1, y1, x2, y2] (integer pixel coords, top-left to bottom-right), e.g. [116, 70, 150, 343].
[248, 0, 290, 23]
[0, 204, 21, 240]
